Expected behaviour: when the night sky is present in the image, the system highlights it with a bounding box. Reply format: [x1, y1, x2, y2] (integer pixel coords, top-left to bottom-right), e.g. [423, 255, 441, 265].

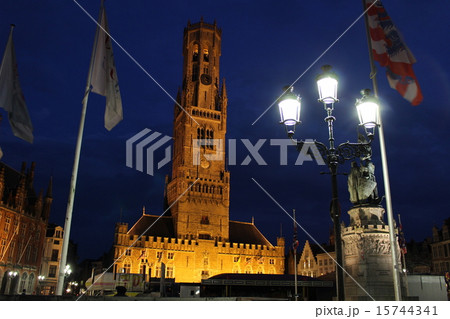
[1, 0, 449, 262]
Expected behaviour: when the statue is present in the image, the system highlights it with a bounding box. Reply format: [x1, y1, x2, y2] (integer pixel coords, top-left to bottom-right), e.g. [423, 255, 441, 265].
[348, 159, 380, 206]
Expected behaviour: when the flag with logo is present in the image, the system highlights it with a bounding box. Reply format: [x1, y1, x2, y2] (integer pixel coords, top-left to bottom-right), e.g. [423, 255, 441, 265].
[365, 0, 422, 105]
[0, 26, 33, 143]
[90, 4, 123, 130]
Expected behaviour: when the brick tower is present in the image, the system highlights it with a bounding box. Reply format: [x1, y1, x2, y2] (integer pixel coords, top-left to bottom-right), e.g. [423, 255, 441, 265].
[166, 19, 230, 241]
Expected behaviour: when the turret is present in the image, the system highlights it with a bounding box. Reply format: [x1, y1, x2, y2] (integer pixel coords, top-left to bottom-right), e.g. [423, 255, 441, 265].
[42, 176, 53, 221]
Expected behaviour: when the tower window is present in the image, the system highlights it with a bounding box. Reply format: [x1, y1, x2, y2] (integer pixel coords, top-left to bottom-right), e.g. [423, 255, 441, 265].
[201, 216, 209, 225]
[193, 44, 199, 62]
[203, 49, 209, 62]
[192, 65, 199, 81]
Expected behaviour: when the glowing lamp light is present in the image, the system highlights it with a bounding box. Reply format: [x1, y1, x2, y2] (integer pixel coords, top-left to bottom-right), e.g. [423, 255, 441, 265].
[316, 65, 338, 105]
[278, 86, 301, 136]
[356, 89, 379, 129]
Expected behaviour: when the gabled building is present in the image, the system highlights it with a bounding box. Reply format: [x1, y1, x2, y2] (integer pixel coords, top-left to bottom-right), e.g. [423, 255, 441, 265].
[39, 224, 63, 295]
[288, 239, 335, 279]
[0, 162, 52, 295]
[113, 20, 285, 284]
[431, 218, 450, 275]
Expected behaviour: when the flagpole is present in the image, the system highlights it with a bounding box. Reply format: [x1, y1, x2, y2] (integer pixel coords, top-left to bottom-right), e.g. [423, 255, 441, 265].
[362, 0, 402, 301]
[55, 5, 102, 296]
[293, 209, 298, 301]
[398, 214, 409, 296]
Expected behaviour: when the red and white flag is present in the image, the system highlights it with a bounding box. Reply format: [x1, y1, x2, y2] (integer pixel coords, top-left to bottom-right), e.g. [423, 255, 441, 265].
[365, 0, 422, 105]
[0, 27, 33, 143]
[90, 5, 123, 130]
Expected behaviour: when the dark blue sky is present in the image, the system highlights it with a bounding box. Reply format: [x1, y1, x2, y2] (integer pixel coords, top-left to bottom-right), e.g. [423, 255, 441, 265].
[1, 0, 449, 261]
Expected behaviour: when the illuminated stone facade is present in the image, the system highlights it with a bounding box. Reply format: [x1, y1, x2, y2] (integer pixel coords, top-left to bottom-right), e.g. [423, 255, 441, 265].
[288, 239, 336, 278]
[39, 225, 64, 295]
[0, 162, 52, 295]
[113, 20, 285, 283]
[431, 219, 450, 275]
[342, 206, 406, 300]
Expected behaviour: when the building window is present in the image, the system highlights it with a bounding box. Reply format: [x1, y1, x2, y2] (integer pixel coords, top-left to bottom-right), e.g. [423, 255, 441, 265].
[168, 252, 174, 260]
[269, 259, 275, 265]
[156, 251, 163, 259]
[51, 249, 59, 262]
[125, 249, 131, 256]
[198, 234, 211, 240]
[48, 265, 57, 278]
[0, 239, 5, 256]
[27, 274, 34, 294]
[54, 240, 60, 245]
[4, 217, 10, 232]
[8, 241, 15, 259]
[324, 259, 328, 266]
[233, 257, 239, 263]
[20, 273, 28, 292]
[319, 260, 323, 266]
[201, 270, 209, 277]
[192, 44, 199, 62]
[166, 266, 174, 278]
[155, 266, 161, 278]
[192, 65, 199, 81]
[123, 263, 131, 274]
[203, 49, 209, 62]
[200, 216, 209, 225]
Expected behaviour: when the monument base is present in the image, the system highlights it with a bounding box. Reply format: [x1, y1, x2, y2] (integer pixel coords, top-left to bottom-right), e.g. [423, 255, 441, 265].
[342, 206, 406, 301]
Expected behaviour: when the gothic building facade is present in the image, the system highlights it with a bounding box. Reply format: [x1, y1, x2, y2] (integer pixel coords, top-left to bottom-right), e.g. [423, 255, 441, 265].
[113, 20, 285, 284]
[0, 162, 52, 294]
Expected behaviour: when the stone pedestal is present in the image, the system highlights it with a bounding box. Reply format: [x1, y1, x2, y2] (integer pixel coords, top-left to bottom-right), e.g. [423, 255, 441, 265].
[342, 206, 405, 301]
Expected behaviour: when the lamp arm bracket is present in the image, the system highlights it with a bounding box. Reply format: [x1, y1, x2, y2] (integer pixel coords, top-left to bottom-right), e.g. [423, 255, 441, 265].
[336, 141, 372, 162]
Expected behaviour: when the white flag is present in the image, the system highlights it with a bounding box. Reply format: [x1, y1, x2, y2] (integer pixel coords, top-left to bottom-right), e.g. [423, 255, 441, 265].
[0, 27, 33, 143]
[90, 6, 123, 131]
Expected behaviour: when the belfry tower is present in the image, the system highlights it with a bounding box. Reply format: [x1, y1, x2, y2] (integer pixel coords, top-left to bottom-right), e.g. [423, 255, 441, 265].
[166, 19, 230, 241]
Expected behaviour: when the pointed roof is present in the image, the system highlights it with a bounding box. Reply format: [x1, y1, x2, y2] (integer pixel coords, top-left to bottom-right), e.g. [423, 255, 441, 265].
[125, 214, 274, 246]
[229, 220, 272, 246]
[221, 78, 227, 99]
[46, 176, 53, 198]
[127, 214, 175, 238]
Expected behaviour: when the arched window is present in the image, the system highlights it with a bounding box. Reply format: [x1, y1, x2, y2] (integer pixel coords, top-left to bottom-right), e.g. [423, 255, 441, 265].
[27, 273, 34, 294]
[192, 44, 199, 62]
[203, 48, 209, 62]
[202, 184, 208, 193]
[20, 272, 27, 293]
[192, 65, 199, 81]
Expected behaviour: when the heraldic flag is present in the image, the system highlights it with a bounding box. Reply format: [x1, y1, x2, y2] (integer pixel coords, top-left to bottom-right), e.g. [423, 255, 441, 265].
[365, 0, 423, 106]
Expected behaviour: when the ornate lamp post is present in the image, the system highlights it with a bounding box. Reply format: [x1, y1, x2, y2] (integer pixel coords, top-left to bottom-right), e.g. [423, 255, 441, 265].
[278, 65, 379, 301]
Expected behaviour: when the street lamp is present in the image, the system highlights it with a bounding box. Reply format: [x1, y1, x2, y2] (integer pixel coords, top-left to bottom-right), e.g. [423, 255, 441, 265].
[277, 65, 379, 301]
[278, 86, 301, 138]
[38, 275, 45, 295]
